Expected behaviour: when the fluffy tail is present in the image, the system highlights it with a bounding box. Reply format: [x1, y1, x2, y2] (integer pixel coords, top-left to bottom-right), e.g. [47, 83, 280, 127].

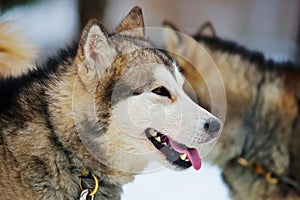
[0, 21, 37, 78]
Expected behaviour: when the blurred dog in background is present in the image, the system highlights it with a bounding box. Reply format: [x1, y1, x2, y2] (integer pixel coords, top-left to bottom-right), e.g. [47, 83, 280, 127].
[164, 21, 300, 199]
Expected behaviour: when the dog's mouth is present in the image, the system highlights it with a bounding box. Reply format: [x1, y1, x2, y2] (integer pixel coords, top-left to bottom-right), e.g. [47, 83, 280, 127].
[145, 128, 201, 170]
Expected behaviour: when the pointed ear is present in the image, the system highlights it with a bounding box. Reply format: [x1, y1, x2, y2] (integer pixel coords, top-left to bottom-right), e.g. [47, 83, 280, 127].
[115, 6, 145, 37]
[197, 22, 216, 37]
[163, 20, 182, 52]
[77, 19, 116, 76]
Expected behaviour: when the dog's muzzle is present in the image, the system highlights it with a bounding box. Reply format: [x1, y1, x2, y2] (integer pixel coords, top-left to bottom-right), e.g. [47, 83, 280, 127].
[145, 128, 202, 170]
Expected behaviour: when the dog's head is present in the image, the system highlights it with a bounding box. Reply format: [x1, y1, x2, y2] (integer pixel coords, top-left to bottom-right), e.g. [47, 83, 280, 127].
[73, 7, 222, 174]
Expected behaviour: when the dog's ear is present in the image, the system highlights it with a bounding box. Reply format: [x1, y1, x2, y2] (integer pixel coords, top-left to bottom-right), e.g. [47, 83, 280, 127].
[197, 22, 216, 37]
[163, 20, 182, 52]
[115, 6, 145, 37]
[77, 19, 116, 79]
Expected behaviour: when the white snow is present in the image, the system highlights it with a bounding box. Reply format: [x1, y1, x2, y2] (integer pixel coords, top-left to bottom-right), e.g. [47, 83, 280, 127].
[122, 163, 230, 200]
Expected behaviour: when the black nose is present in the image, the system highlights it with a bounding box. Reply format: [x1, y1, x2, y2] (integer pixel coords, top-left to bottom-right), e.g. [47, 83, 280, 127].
[204, 118, 221, 136]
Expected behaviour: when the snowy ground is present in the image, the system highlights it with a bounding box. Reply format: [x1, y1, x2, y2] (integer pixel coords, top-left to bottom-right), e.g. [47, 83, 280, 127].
[122, 163, 230, 200]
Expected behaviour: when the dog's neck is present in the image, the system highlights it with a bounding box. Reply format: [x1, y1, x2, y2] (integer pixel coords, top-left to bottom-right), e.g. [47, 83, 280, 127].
[41, 60, 135, 198]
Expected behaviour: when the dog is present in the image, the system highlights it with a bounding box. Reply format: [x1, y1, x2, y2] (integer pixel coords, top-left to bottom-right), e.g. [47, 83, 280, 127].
[0, 7, 222, 200]
[0, 21, 37, 78]
[163, 21, 300, 199]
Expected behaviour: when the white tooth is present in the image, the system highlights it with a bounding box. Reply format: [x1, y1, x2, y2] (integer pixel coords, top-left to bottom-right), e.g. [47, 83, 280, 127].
[155, 136, 161, 142]
[149, 129, 157, 137]
[185, 158, 189, 162]
[180, 153, 187, 160]
[162, 142, 167, 146]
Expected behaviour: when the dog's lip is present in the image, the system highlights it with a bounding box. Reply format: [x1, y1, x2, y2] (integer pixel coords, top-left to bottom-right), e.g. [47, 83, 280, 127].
[145, 128, 202, 170]
[168, 139, 201, 170]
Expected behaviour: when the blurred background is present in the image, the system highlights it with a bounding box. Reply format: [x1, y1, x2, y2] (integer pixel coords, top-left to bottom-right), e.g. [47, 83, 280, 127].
[0, 0, 299, 199]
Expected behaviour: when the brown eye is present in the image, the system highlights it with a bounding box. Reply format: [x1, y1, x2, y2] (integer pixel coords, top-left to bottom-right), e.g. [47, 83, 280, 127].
[151, 86, 171, 99]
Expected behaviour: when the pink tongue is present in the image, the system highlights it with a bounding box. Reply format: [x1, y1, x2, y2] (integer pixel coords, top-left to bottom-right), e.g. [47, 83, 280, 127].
[168, 138, 202, 170]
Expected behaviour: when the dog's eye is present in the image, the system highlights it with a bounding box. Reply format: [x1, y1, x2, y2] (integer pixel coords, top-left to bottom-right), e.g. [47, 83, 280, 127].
[151, 86, 171, 99]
